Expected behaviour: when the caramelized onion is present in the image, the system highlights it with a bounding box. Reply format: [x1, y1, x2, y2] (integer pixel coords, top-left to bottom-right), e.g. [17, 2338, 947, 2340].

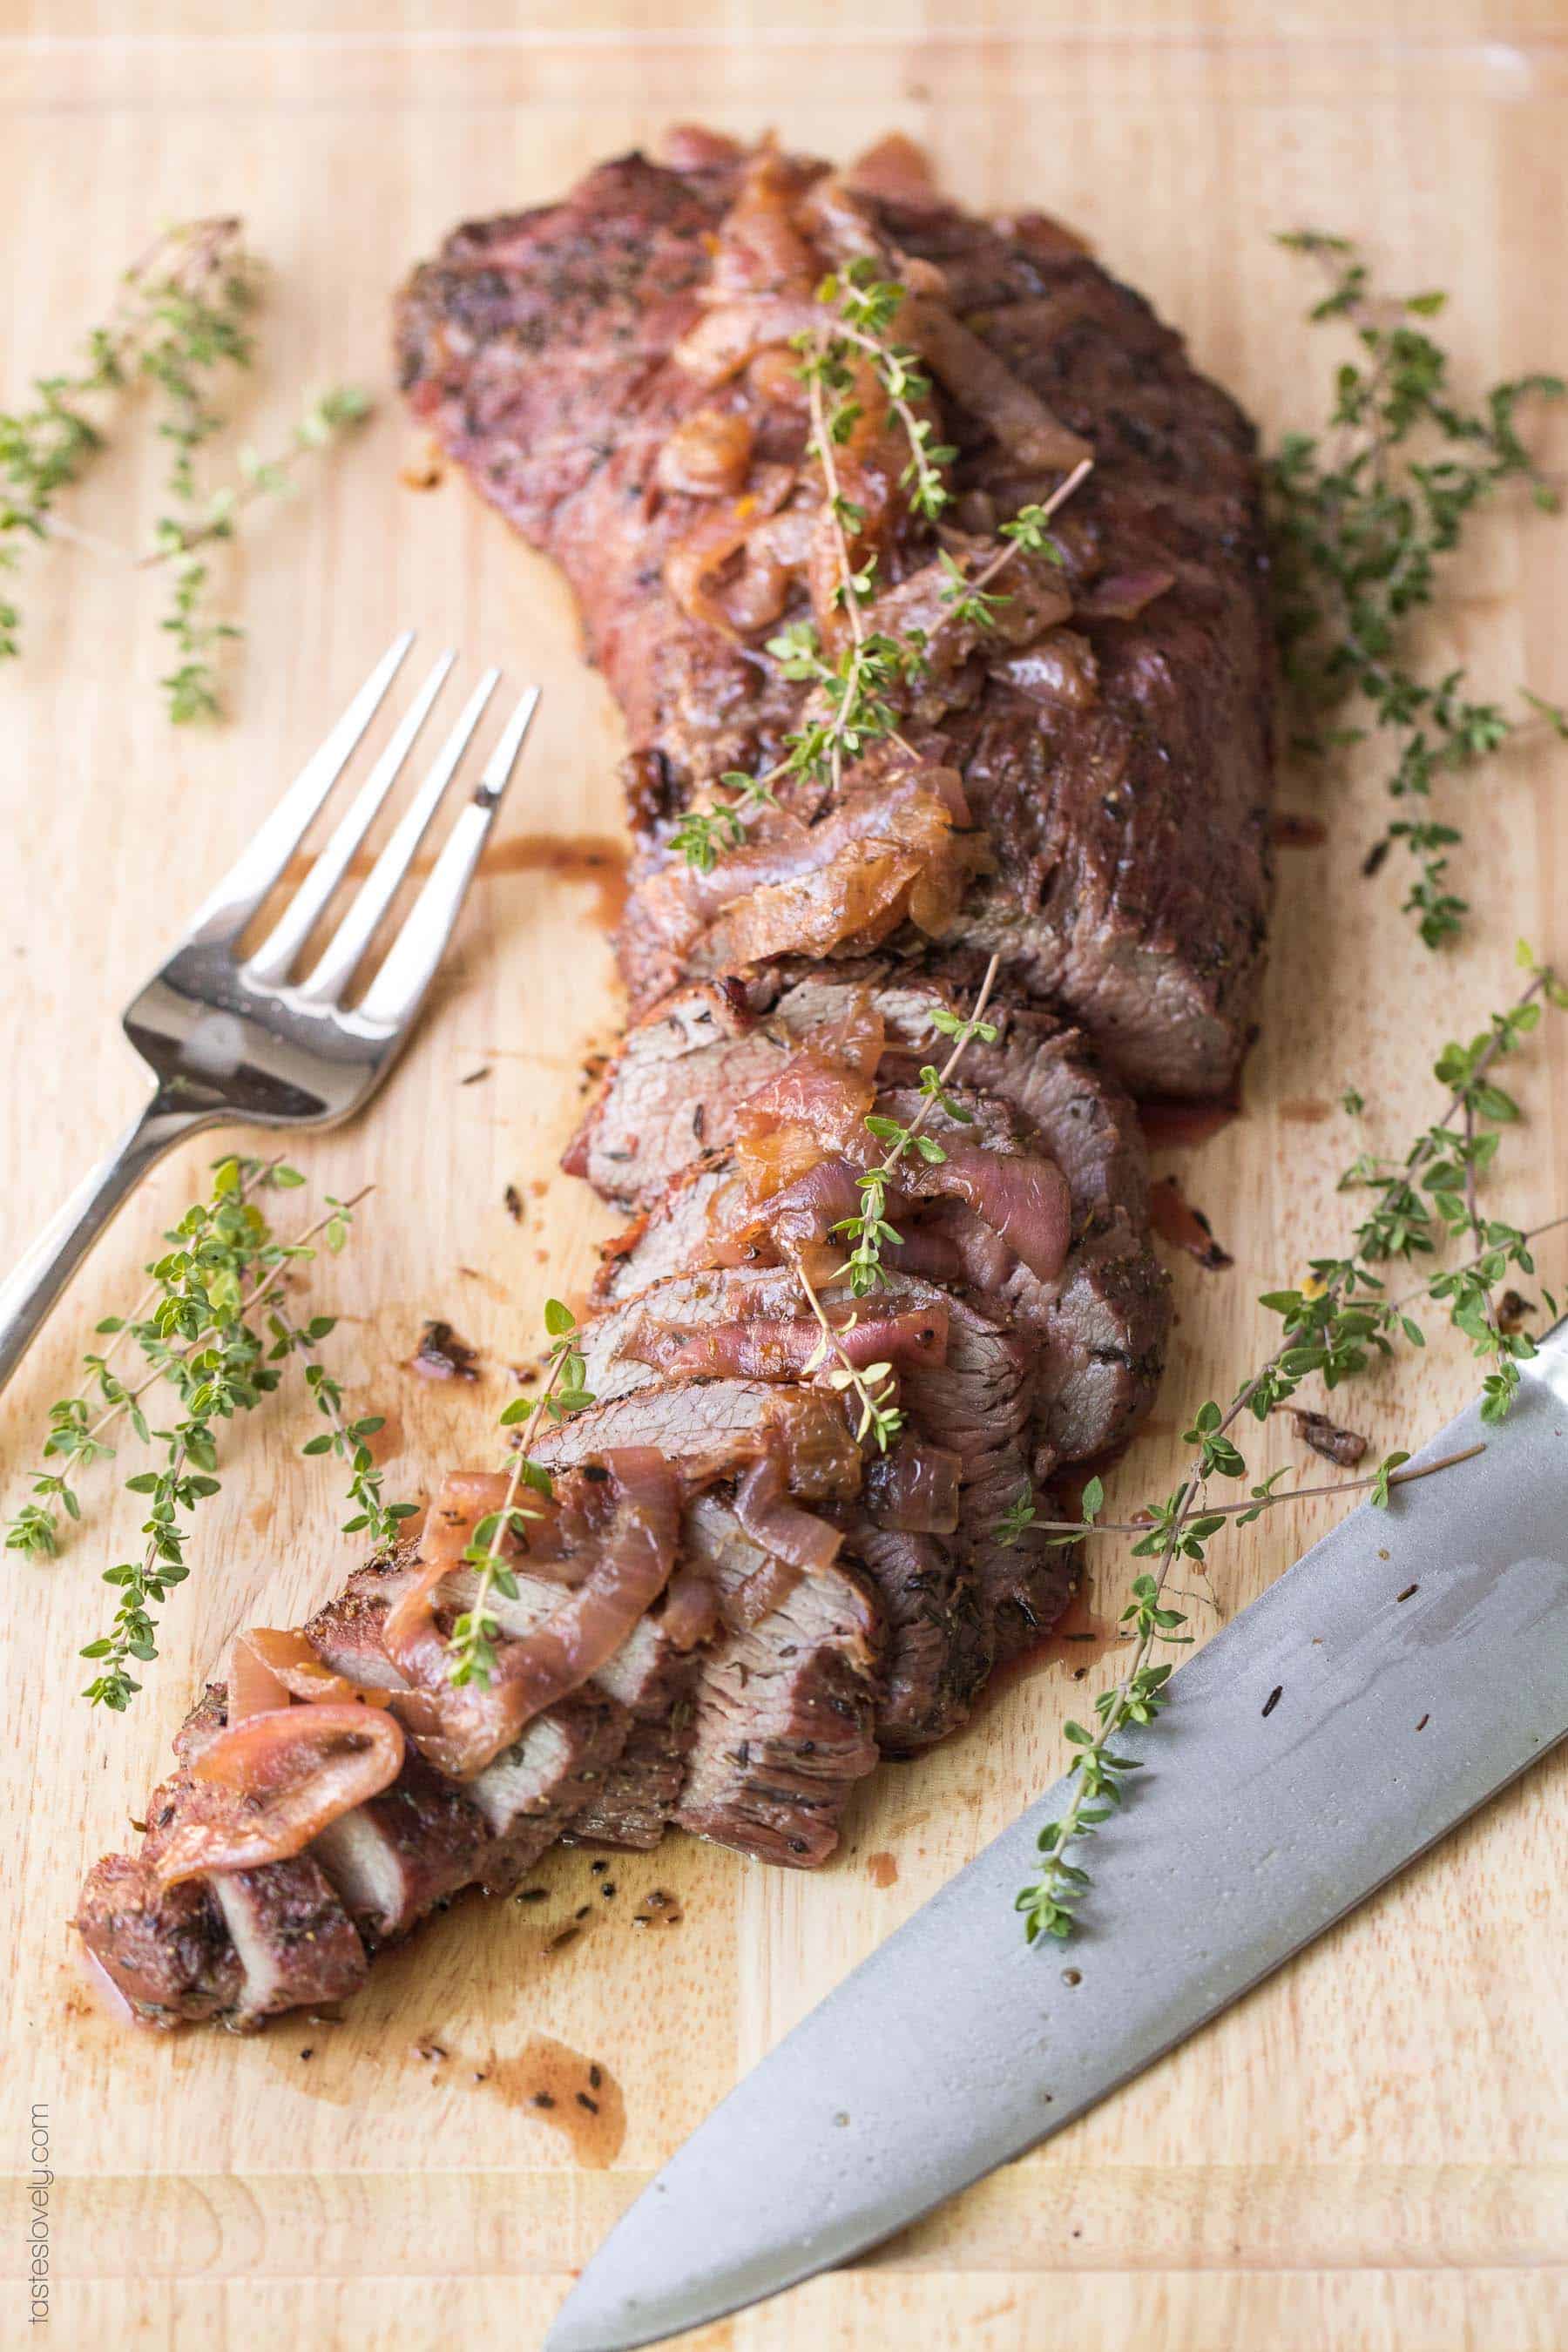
[843, 133, 940, 206]
[728, 1116, 829, 1202]
[1073, 566, 1175, 621]
[661, 124, 746, 172]
[665, 463, 794, 636]
[389, 1679, 531, 1785]
[706, 147, 819, 300]
[772, 1393, 864, 1498]
[990, 627, 1098, 710]
[747, 345, 814, 411]
[641, 766, 971, 963]
[906, 297, 1092, 472]
[382, 1469, 522, 1684]
[481, 1448, 682, 1729]
[154, 1706, 405, 1887]
[241, 1625, 394, 1711]
[737, 1053, 875, 1152]
[939, 1146, 1072, 1283]
[883, 1220, 965, 1284]
[724, 505, 818, 630]
[733, 1452, 844, 1575]
[656, 407, 757, 499]
[381, 1551, 455, 1681]
[672, 298, 818, 387]
[698, 844, 923, 970]
[941, 1209, 1018, 1294]
[660, 1565, 720, 1650]
[227, 1632, 291, 1722]
[733, 1555, 802, 1626]
[690, 767, 976, 973]
[731, 1154, 863, 1252]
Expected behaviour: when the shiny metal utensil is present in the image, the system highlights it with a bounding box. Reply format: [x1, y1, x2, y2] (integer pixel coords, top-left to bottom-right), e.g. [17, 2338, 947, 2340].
[0, 635, 538, 1393]
[547, 1319, 1568, 2352]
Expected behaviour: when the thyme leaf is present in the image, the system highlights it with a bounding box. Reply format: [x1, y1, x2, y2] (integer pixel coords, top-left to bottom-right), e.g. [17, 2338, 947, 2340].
[3, 1157, 385, 1711]
[675, 258, 1088, 869]
[1016, 960, 1565, 1940]
[443, 1300, 597, 1688]
[1267, 232, 1565, 947]
[0, 218, 368, 720]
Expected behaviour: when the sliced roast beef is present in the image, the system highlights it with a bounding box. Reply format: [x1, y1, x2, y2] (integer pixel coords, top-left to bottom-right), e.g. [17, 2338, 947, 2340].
[74, 1852, 242, 2028]
[77, 1725, 374, 2031]
[571, 1260, 1010, 1747]
[674, 1495, 882, 1864]
[564, 1703, 699, 1851]
[579, 967, 1168, 1468]
[76, 130, 1263, 2031]
[466, 1691, 633, 1893]
[398, 139, 1273, 1095]
[310, 1750, 489, 1947]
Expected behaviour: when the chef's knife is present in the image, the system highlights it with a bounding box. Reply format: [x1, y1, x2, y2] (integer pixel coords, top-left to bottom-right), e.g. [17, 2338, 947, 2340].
[546, 1320, 1568, 2352]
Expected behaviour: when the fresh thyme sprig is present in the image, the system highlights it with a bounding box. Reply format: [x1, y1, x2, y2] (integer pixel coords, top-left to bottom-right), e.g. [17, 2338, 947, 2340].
[832, 954, 1001, 1297]
[668, 770, 780, 875]
[1015, 960, 1565, 1940]
[3, 1156, 386, 1711]
[793, 1260, 905, 1453]
[268, 1308, 416, 1551]
[10, 1158, 323, 1561]
[70, 1164, 380, 1711]
[0, 217, 368, 722]
[443, 1300, 596, 1688]
[1016, 1441, 1484, 1546]
[152, 387, 372, 722]
[1267, 233, 1566, 946]
[1259, 954, 1561, 1424]
[672, 260, 1088, 870]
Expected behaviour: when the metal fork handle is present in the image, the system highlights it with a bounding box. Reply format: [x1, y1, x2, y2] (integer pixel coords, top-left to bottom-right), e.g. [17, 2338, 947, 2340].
[0, 1092, 221, 1396]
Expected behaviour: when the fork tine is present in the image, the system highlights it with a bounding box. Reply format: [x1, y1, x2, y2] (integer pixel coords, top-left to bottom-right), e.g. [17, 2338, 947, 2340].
[355, 686, 540, 1031]
[184, 632, 415, 945]
[242, 650, 456, 986]
[295, 667, 501, 1005]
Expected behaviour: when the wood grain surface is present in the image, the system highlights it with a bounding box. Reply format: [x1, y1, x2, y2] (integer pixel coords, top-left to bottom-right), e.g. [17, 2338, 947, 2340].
[0, 6, 1565, 2348]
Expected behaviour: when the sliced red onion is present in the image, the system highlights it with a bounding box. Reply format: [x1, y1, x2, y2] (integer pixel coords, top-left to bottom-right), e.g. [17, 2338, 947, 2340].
[1075, 566, 1176, 621]
[641, 1301, 947, 1383]
[154, 1706, 405, 1886]
[660, 1565, 720, 1650]
[733, 1451, 844, 1575]
[226, 1632, 292, 1722]
[478, 1448, 683, 1731]
[939, 1146, 1072, 1283]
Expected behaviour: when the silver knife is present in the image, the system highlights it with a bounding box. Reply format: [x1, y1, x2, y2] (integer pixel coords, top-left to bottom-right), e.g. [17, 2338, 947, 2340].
[546, 1320, 1568, 2352]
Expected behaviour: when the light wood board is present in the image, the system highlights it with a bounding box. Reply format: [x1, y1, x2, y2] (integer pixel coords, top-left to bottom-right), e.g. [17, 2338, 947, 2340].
[1, 7, 1565, 2348]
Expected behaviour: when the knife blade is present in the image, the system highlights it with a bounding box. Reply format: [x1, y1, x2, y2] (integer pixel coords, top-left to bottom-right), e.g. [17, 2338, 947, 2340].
[546, 1321, 1568, 2352]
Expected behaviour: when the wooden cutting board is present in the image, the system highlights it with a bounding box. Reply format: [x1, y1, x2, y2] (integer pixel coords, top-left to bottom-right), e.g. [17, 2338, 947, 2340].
[2, 6, 1565, 2348]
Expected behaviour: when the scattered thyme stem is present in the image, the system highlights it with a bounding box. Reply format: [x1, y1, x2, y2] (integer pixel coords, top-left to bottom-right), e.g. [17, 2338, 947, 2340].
[1211, 968, 1549, 1452]
[1463, 1098, 1503, 1347]
[88, 1186, 370, 1455]
[1386, 1209, 1568, 1315]
[1028, 1440, 1485, 1536]
[939, 454, 1093, 613]
[1019, 964, 1557, 1940]
[790, 1254, 903, 1452]
[804, 352, 874, 797]
[868, 952, 999, 1192]
[449, 1345, 572, 1678]
[131, 426, 355, 570]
